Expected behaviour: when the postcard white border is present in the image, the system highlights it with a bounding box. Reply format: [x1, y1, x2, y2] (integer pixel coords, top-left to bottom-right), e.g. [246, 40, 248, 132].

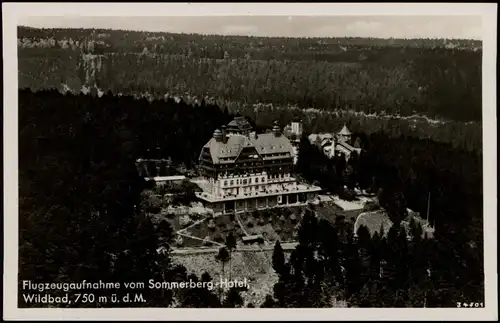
[3, 2, 498, 321]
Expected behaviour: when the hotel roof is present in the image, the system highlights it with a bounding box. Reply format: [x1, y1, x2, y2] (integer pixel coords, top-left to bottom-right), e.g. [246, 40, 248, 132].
[202, 133, 294, 164]
[227, 116, 253, 131]
[336, 140, 358, 152]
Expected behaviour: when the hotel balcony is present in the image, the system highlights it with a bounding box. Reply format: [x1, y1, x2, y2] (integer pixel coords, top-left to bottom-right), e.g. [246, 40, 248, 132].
[195, 182, 322, 203]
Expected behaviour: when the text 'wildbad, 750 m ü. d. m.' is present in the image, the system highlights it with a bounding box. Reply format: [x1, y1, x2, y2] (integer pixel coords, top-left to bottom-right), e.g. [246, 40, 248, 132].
[21, 279, 251, 305]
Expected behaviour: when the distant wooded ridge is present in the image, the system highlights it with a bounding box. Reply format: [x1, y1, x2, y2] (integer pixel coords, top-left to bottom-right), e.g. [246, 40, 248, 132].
[17, 26, 482, 49]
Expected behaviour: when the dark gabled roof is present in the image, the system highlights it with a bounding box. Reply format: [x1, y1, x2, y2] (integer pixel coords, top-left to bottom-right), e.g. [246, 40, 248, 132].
[253, 133, 293, 156]
[336, 140, 357, 152]
[227, 116, 253, 131]
[201, 133, 294, 164]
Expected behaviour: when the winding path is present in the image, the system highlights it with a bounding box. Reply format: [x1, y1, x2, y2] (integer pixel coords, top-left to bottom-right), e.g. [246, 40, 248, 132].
[171, 242, 298, 255]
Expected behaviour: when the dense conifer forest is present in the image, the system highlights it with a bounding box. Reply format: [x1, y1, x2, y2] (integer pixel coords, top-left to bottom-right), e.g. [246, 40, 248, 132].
[19, 89, 483, 307]
[18, 26, 483, 153]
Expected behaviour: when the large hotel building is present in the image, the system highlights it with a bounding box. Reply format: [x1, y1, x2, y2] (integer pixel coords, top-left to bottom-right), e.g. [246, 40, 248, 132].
[195, 117, 321, 214]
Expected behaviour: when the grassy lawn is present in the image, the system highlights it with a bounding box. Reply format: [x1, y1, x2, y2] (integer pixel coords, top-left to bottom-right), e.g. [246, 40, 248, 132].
[158, 201, 363, 248]
[315, 202, 362, 225]
[269, 210, 300, 242]
[176, 234, 205, 248]
[150, 211, 183, 230]
[184, 214, 245, 245]
[178, 206, 308, 245]
[238, 207, 303, 243]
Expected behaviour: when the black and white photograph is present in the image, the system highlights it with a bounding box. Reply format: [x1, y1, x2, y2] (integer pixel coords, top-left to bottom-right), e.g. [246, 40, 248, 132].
[3, 2, 498, 321]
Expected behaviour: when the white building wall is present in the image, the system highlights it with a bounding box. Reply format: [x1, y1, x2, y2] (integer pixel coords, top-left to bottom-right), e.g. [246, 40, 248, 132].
[213, 171, 296, 199]
[292, 146, 299, 164]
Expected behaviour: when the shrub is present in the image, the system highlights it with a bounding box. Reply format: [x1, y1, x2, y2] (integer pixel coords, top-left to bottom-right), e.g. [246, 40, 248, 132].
[175, 235, 184, 247]
[142, 193, 162, 213]
[339, 188, 357, 201]
[202, 235, 212, 246]
[363, 201, 380, 212]
[179, 215, 192, 227]
[190, 212, 203, 221]
[213, 234, 224, 243]
[153, 184, 168, 196]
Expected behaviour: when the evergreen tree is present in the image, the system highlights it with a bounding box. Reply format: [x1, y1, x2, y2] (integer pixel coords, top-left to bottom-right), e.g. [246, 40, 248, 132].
[223, 286, 247, 308]
[272, 240, 286, 277]
[215, 247, 230, 301]
[225, 232, 237, 280]
[261, 294, 278, 308]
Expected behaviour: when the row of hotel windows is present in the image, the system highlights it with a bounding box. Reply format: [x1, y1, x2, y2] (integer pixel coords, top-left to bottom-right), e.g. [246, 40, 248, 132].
[215, 158, 292, 166]
[223, 186, 264, 195]
[223, 177, 266, 187]
[221, 173, 289, 187]
[217, 152, 290, 162]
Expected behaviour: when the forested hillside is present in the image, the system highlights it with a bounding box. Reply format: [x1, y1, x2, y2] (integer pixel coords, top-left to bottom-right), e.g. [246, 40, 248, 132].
[18, 26, 483, 152]
[19, 90, 483, 307]
[18, 89, 239, 307]
[17, 26, 483, 54]
[265, 205, 483, 308]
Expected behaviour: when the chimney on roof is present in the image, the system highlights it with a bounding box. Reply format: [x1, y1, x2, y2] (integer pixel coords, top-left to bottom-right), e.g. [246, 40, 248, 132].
[272, 121, 282, 137]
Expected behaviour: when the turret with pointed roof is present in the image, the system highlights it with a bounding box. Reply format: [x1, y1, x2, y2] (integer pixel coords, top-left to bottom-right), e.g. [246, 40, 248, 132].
[338, 124, 352, 143]
[338, 124, 352, 136]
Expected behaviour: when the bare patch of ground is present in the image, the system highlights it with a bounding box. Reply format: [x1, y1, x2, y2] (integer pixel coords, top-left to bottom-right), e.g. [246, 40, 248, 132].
[172, 250, 291, 307]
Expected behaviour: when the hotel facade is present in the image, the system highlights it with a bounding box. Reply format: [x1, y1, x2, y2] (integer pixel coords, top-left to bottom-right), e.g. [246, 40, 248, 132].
[195, 117, 321, 214]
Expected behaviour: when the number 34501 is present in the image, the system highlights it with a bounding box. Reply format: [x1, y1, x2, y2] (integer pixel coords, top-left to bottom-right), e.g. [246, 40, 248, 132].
[457, 302, 484, 308]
